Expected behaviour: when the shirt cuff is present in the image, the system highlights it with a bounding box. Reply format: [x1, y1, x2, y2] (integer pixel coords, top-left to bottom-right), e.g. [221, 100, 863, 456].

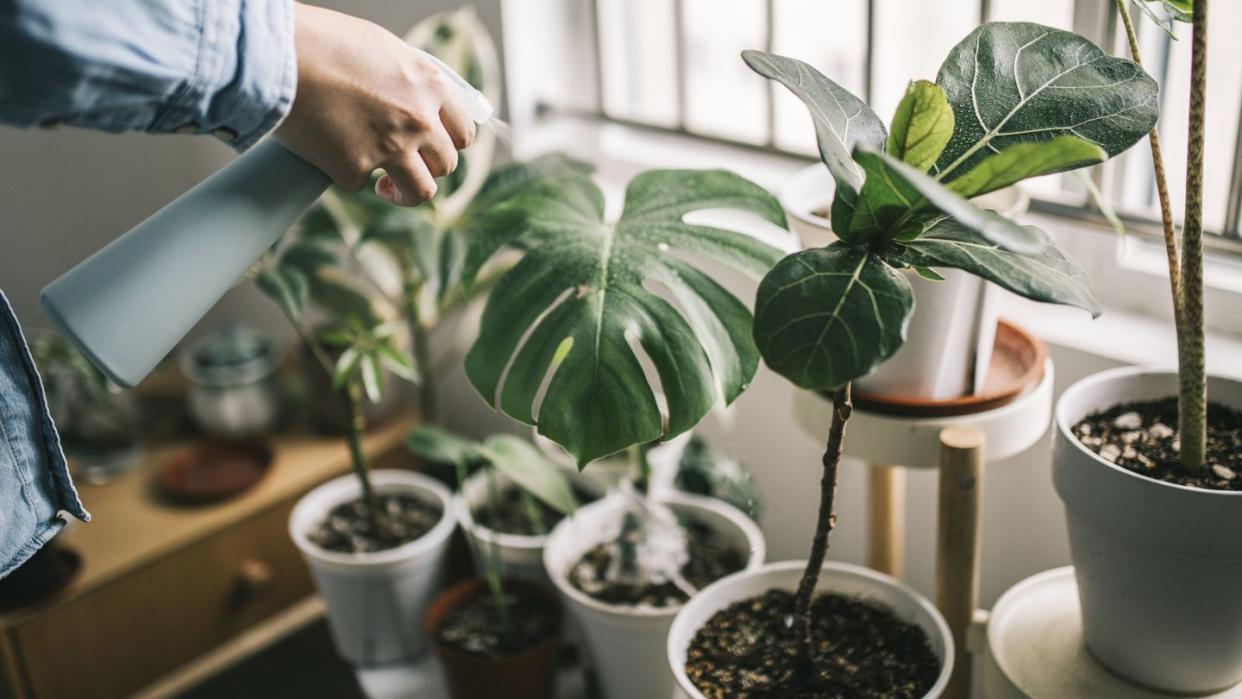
[150, 0, 297, 151]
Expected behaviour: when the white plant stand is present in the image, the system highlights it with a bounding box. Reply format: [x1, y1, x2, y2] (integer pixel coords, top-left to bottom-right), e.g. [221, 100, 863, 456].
[977, 567, 1242, 698]
[794, 359, 1055, 699]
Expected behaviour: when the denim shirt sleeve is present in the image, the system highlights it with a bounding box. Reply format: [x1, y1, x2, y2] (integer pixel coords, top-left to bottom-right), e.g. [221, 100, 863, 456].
[0, 291, 89, 579]
[0, 0, 296, 151]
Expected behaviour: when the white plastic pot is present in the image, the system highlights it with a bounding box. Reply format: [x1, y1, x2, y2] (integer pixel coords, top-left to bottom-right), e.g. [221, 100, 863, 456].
[1054, 367, 1242, 693]
[781, 164, 1029, 399]
[544, 491, 765, 699]
[454, 467, 605, 582]
[668, 560, 953, 699]
[289, 470, 456, 665]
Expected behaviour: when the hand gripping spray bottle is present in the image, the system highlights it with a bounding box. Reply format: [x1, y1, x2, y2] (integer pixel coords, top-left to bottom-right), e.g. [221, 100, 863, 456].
[40, 54, 495, 388]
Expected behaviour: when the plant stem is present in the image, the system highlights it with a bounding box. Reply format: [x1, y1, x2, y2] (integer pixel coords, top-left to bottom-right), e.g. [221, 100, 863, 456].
[341, 381, 380, 532]
[794, 384, 852, 668]
[402, 272, 440, 426]
[484, 466, 512, 635]
[631, 444, 652, 493]
[1116, 0, 1182, 323]
[1179, 0, 1209, 470]
[519, 489, 549, 535]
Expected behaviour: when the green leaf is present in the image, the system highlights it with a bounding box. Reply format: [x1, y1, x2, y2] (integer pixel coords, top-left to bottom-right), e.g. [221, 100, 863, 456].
[742, 49, 886, 238]
[1141, 0, 1191, 23]
[947, 136, 1105, 199]
[464, 168, 787, 466]
[359, 353, 383, 404]
[933, 22, 1159, 183]
[852, 147, 1042, 251]
[255, 267, 308, 320]
[279, 242, 338, 275]
[299, 206, 345, 243]
[479, 435, 579, 515]
[891, 215, 1101, 316]
[377, 342, 421, 383]
[674, 435, 762, 520]
[406, 425, 482, 468]
[753, 243, 914, 390]
[460, 154, 593, 226]
[887, 80, 955, 172]
[332, 347, 362, 391]
[308, 273, 382, 328]
[913, 266, 945, 281]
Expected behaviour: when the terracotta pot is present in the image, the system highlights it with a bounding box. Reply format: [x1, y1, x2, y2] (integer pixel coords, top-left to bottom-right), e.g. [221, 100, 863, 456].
[426, 577, 563, 699]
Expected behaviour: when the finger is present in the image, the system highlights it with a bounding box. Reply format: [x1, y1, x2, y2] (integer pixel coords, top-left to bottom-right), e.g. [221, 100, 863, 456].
[419, 126, 459, 179]
[377, 156, 437, 207]
[438, 89, 476, 150]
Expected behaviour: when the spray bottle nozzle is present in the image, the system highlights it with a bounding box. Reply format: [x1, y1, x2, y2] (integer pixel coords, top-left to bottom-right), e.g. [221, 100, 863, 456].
[420, 50, 494, 125]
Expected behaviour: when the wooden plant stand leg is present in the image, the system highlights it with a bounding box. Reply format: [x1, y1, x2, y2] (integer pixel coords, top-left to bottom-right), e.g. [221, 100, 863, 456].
[866, 465, 905, 578]
[935, 427, 985, 699]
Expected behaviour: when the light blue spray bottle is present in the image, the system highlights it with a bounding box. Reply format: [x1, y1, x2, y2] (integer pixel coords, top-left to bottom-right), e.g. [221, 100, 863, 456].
[41, 54, 495, 389]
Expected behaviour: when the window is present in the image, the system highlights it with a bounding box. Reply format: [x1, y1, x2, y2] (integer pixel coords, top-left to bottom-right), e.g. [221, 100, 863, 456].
[565, 0, 1242, 245]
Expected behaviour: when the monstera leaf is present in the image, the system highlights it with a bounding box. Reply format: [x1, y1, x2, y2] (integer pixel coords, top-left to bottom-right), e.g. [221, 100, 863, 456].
[933, 22, 1159, 183]
[743, 50, 886, 239]
[463, 168, 787, 466]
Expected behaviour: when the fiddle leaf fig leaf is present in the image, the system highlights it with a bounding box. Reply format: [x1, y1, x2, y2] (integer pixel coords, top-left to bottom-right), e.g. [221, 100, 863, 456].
[891, 215, 1101, 316]
[887, 80, 955, 172]
[742, 49, 885, 238]
[753, 243, 913, 390]
[464, 168, 787, 466]
[947, 136, 1106, 199]
[933, 22, 1159, 183]
[480, 435, 579, 515]
[852, 147, 1043, 251]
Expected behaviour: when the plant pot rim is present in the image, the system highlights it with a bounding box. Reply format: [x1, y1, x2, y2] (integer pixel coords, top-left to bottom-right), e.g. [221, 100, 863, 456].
[289, 469, 456, 567]
[667, 559, 954, 699]
[424, 575, 564, 663]
[543, 491, 765, 619]
[1056, 365, 1242, 499]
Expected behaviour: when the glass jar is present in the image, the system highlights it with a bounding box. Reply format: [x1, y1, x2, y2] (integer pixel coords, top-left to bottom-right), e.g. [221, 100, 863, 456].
[180, 325, 284, 439]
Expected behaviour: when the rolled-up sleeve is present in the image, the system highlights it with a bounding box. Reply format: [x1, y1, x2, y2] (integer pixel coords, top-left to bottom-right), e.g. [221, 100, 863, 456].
[0, 0, 296, 150]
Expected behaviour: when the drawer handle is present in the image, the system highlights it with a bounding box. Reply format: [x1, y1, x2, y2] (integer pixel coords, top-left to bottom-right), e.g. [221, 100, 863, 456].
[231, 559, 274, 607]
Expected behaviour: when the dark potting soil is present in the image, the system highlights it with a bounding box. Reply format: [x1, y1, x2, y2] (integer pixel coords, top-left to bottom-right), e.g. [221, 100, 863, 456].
[568, 519, 747, 607]
[436, 587, 558, 657]
[472, 484, 598, 536]
[1073, 397, 1242, 491]
[308, 493, 442, 553]
[685, 589, 940, 699]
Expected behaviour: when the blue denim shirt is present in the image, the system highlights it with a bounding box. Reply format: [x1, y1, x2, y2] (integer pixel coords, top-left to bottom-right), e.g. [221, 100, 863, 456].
[0, 0, 296, 150]
[1, 292, 89, 578]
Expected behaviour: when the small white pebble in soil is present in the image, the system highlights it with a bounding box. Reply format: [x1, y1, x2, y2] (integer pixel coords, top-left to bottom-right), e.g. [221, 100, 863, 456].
[1121, 431, 1142, 444]
[1122, 447, 1138, 461]
[1212, 464, 1236, 480]
[1136, 453, 1156, 470]
[1098, 444, 1122, 463]
[1149, 423, 1175, 439]
[1113, 412, 1143, 430]
[1080, 436, 1103, 448]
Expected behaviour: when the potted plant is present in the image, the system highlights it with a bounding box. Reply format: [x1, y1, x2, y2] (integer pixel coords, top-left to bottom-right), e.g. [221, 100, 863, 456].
[666, 20, 1157, 697]
[409, 426, 575, 699]
[1053, 1, 1242, 692]
[456, 166, 782, 698]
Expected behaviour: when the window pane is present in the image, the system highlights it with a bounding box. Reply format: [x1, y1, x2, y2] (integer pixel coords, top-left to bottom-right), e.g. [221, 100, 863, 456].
[871, 0, 978, 122]
[682, 0, 769, 143]
[771, 0, 868, 154]
[987, 0, 1074, 28]
[597, 0, 679, 126]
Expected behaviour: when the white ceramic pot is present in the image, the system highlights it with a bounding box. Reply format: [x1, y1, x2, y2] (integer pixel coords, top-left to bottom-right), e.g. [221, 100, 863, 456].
[667, 560, 953, 699]
[289, 470, 456, 665]
[1054, 367, 1242, 693]
[454, 467, 605, 582]
[781, 164, 1029, 399]
[544, 491, 765, 699]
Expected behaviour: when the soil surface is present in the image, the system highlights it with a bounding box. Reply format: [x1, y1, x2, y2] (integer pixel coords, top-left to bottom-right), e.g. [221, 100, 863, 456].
[308, 493, 442, 553]
[686, 589, 940, 698]
[569, 519, 746, 607]
[1073, 397, 1242, 491]
[436, 586, 558, 657]
[473, 484, 598, 536]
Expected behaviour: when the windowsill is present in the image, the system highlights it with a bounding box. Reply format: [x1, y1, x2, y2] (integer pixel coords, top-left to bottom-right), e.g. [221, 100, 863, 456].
[515, 115, 1242, 378]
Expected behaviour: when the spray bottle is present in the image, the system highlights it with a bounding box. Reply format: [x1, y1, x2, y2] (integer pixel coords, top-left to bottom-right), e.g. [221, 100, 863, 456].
[40, 53, 496, 389]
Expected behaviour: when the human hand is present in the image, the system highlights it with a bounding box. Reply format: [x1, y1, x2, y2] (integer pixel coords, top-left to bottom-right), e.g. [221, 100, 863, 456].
[275, 3, 476, 206]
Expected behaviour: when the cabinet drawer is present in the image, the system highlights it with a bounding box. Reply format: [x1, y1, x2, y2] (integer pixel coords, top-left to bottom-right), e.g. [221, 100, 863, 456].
[12, 500, 313, 699]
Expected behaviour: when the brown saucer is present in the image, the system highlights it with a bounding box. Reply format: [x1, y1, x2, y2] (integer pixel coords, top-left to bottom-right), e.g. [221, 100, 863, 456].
[850, 320, 1047, 418]
[0, 542, 81, 612]
[157, 441, 273, 505]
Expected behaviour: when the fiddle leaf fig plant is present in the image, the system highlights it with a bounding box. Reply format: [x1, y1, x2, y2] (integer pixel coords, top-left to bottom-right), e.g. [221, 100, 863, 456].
[462, 168, 788, 466]
[743, 20, 1158, 668]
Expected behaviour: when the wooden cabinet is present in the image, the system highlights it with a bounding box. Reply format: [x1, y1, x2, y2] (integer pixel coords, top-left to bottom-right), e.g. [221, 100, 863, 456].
[0, 417, 416, 699]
